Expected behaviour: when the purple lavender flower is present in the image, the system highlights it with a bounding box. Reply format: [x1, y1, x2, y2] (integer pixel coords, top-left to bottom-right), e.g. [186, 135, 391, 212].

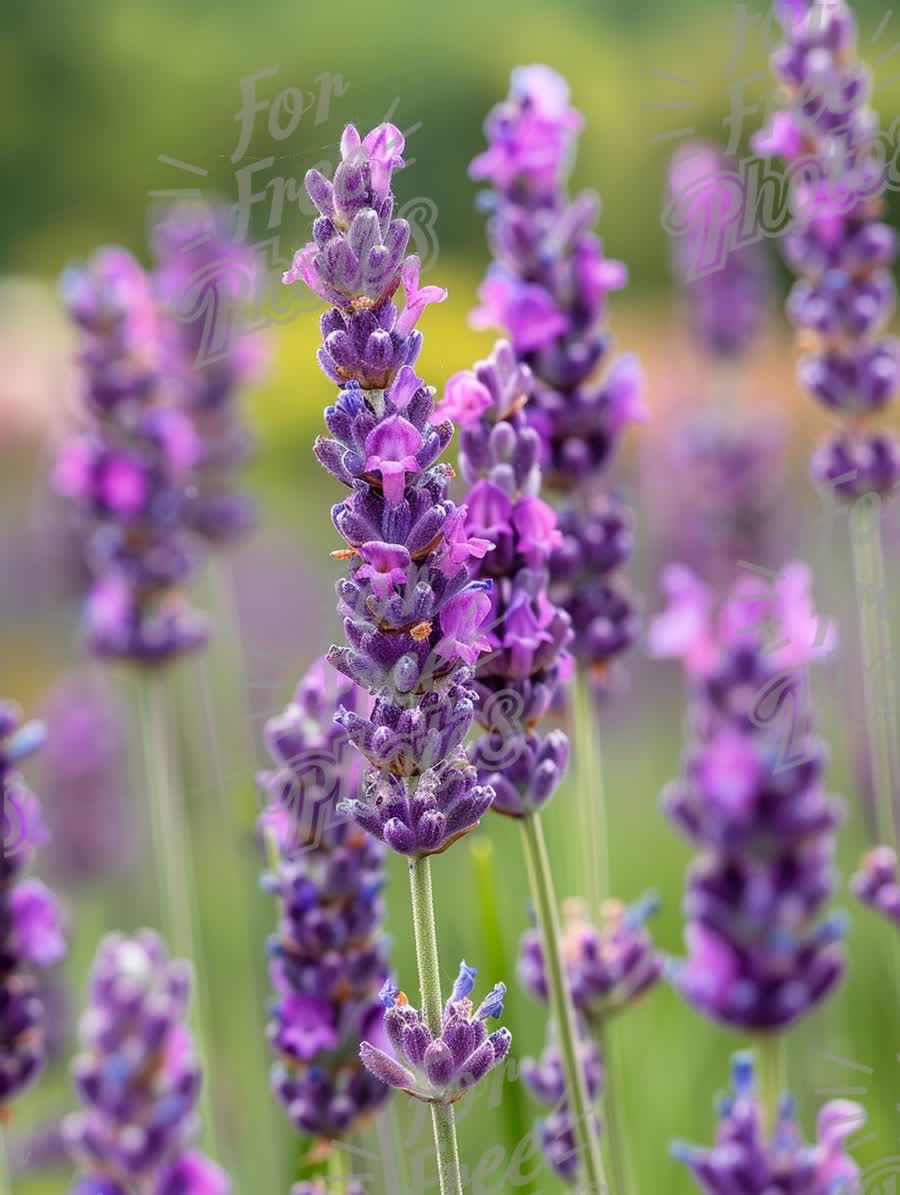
[755, 0, 900, 499]
[39, 673, 133, 887]
[63, 930, 227, 1195]
[470, 67, 644, 680]
[282, 122, 498, 856]
[258, 659, 392, 1140]
[651, 565, 846, 1031]
[55, 248, 208, 664]
[666, 143, 771, 360]
[359, 964, 511, 1103]
[1, 702, 65, 1109]
[673, 1052, 863, 1195]
[520, 1035, 603, 1184]
[152, 202, 264, 546]
[852, 846, 900, 929]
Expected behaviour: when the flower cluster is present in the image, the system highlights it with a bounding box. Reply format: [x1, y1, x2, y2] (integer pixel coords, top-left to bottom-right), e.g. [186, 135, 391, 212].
[666, 143, 771, 360]
[520, 1035, 603, 1184]
[755, 0, 900, 499]
[852, 846, 900, 930]
[55, 247, 208, 664]
[359, 964, 511, 1104]
[1, 702, 65, 1109]
[673, 1053, 863, 1195]
[63, 930, 226, 1195]
[442, 340, 573, 816]
[284, 122, 498, 856]
[152, 203, 263, 545]
[519, 896, 662, 1024]
[258, 659, 392, 1141]
[651, 564, 846, 1031]
[470, 65, 644, 678]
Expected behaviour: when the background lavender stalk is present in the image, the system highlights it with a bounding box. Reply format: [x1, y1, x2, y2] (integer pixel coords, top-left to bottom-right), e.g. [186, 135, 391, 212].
[283, 121, 508, 1195]
[755, 0, 900, 851]
[469, 70, 643, 1191]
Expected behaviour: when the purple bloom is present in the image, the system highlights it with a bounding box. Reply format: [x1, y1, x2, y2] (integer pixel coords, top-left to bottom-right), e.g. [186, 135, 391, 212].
[756, 0, 900, 499]
[284, 122, 497, 858]
[652, 567, 846, 1031]
[520, 1035, 603, 1184]
[1, 702, 65, 1110]
[471, 68, 643, 679]
[359, 964, 511, 1103]
[673, 1053, 863, 1195]
[258, 659, 391, 1140]
[63, 931, 226, 1195]
[852, 846, 900, 929]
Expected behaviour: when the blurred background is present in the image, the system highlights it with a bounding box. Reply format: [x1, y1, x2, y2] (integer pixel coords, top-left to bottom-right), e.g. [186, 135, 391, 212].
[2, 0, 899, 1192]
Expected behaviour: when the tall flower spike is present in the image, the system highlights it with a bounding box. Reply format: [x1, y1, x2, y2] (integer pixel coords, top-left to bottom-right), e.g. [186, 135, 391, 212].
[673, 1052, 864, 1195]
[55, 247, 208, 664]
[1, 702, 66, 1109]
[852, 846, 900, 929]
[152, 202, 264, 546]
[755, 0, 900, 499]
[63, 931, 226, 1195]
[652, 564, 846, 1031]
[520, 1033, 603, 1185]
[470, 66, 644, 681]
[258, 659, 392, 1142]
[359, 964, 511, 1104]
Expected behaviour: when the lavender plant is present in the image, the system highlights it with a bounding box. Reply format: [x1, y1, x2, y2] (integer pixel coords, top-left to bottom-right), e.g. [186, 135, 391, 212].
[1, 702, 66, 1111]
[257, 660, 391, 1176]
[651, 563, 846, 1123]
[282, 121, 508, 1195]
[755, 0, 900, 851]
[852, 846, 900, 930]
[64, 930, 227, 1195]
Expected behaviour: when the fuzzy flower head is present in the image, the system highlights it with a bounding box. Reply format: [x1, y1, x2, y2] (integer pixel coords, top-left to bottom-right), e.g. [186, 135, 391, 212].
[673, 1052, 863, 1195]
[359, 963, 511, 1104]
[64, 931, 226, 1195]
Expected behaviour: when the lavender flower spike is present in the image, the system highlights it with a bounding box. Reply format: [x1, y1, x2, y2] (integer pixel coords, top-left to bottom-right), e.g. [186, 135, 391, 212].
[360, 964, 511, 1104]
[1, 701, 66, 1109]
[521, 1034, 603, 1185]
[470, 66, 644, 681]
[755, 0, 900, 499]
[64, 930, 227, 1195]
[258, 659, 391, 1142]
[652, 564, 846, 1031]
[852, 846, 900, 929]
[673, 1052, 864, 1195]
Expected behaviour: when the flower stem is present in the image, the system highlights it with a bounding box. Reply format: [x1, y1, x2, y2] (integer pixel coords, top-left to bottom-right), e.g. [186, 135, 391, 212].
[0, 1125, 11, 1195]
[572, 670, 609, 919]
[520, 813, 608, 1195]
[598, 1022, 631, 1195]
[408, 856, 463, 1195]
[135, 672, 222, 1166]
[756, 1034, 786, 1138]
[328, 1145, 351, 1193]
[849, 493, 899, 851]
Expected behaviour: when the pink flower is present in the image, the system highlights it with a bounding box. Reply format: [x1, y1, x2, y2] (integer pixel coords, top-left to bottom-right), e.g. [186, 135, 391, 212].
[511, 497, 562, 567]
[356, 541, 412, 597]
[358, 123, 406, 197]
[434, 371, 493, 428]
[388, 364, 426, 412]
[436, 587, 493, 666]
[396, 257, 447, 339]
[283, 242, 322, 291]
[364, 415, 423, 504]
[437, 507, 494, 576]
[649, 565, 717, 677]
[100, 455, 148, 515]
[471, 274, 568, 352]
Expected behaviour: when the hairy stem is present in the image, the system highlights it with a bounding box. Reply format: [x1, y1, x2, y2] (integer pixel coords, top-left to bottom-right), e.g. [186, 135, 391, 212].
[136, 673, 222, 1166]
[520, 814, 608, 1195]
[849, 493, 899, 851]
[408, 856, 463, 1195]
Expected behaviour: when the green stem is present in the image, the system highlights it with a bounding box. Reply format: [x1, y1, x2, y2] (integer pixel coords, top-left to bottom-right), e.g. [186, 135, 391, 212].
[598, 1022, 630, 1195]
[136, 672, 222, 1165]
[756, 1035, 786, 1138]
[520, 814, 608, 1195]
[328, 1145, 351, 1193]
[408, 856, 463, 1195]
[573, 671, 609, 918]
[849, 494, 899, 851]
[0, 1126, 11, 1195]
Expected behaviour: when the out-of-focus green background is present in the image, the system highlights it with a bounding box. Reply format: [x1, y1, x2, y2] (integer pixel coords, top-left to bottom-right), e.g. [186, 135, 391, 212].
[2, 0, 899, 1193]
